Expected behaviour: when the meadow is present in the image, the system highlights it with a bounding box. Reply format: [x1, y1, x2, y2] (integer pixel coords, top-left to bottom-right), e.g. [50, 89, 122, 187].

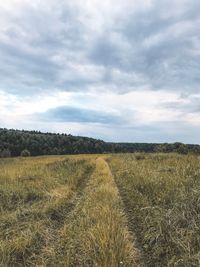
[109, 153, 200, 267]
[0, 153, 199, 266]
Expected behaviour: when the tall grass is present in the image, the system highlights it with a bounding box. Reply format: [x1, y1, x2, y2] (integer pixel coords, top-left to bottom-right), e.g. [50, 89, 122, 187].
[108, 153, 200, 267]
[0, 155, 94, 266]
[2, 153, 198, 266]
[52, 157, 139, 267]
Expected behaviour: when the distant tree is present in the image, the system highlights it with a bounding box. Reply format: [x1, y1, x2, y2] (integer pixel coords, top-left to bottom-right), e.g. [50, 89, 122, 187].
[1, 149, 11, 158]
[0, 128, 199, 157]
[177, 144, 188, 154]
[51, 147, 60, 155]
[21, 149, 31, 157]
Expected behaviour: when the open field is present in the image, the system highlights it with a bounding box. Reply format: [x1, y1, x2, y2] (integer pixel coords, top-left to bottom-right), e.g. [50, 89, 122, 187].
[0, 153, 200, 266]
[109, 153, 200, 267]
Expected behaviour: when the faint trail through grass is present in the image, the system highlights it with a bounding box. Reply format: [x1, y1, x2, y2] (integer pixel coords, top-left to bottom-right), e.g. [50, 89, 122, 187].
[52, 157, 140, 267]
[0, 156, 95, 266]
[108, 154, 200, 267]
[2, 153, 198, 266]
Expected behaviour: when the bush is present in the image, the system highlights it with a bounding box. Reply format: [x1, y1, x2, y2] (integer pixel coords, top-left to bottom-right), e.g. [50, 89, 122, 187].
[21, 149, 31, 157]
[1, 149, 11, 158]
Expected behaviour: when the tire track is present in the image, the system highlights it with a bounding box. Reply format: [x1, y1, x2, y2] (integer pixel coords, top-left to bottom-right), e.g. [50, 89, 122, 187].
[54, 157, 140, 267]
[106, 157, 147, 267]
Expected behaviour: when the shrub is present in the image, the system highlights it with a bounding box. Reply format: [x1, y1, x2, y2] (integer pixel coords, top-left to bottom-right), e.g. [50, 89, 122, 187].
[21, 149, 31, 157]
[1, 149, 11, 158]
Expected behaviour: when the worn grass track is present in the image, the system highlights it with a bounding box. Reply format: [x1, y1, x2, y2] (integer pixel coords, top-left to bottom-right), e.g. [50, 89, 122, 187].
[51, 157, 140, 267]
[0, 155, 140, 267]
[3, 153, 198, 266]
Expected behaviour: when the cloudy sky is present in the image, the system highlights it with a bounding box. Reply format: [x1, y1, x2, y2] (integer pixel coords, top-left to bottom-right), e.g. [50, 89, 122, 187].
[0, 0, 200, 143]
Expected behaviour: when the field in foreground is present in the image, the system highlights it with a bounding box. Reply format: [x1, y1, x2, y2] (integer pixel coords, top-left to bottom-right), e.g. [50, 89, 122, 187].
[0, 153, 200, 266]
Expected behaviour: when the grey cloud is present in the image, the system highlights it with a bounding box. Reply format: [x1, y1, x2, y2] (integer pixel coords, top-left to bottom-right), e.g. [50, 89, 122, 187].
[34, 106, 123, 124]
[1, 0, 200, 144]
[162, 95, 200, 113]
[90, 37, 123, 68]
[1, 0, 200, 96]
[89, 0, 200, 93]
[0, 1, 95, 95]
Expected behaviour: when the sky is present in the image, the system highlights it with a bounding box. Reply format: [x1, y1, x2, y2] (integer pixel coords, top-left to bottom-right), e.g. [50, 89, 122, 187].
[0, 0, 200, 143]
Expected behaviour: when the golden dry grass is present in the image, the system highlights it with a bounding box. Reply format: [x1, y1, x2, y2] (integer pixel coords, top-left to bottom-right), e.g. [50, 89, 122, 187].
[0, 155, 139, 267]
[108, 153, 200, 267]
[51, 157, 139, 267]
[1, 153, 199, 266]
[0, 155, 95, 266]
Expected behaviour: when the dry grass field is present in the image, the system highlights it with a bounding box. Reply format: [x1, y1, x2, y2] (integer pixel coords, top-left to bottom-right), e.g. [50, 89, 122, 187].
[109, 153, 200, 267]
[0, 153, 200, 266]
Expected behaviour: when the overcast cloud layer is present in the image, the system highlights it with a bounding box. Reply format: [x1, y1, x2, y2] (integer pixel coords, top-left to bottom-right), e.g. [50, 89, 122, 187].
[0, 0, 200, 143]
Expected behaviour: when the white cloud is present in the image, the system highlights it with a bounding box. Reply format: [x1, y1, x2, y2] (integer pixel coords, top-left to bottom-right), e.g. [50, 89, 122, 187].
[0, 91, 73, 116]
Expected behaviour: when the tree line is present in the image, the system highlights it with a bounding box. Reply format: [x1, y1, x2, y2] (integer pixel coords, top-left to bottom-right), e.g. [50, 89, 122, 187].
[0, 128, 200, 157]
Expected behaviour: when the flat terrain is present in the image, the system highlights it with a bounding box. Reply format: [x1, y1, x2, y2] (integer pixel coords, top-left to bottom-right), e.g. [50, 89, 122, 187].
[0, 153, 200, 266]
